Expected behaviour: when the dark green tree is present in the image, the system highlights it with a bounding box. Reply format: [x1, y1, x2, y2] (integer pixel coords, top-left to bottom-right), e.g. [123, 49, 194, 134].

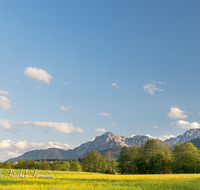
[82, 150, 106, 173]
[60, 161, 70, 171]
[129, 145, 140, 174]
[105, 150, 117, 174]
[69, 160, 81, 171]
[27, 158, 36, 169]
[4, 161, 12, 169]
[118, 146, 132, 174]
[41, 160, 50, 170]
[172, 142, 199, 173]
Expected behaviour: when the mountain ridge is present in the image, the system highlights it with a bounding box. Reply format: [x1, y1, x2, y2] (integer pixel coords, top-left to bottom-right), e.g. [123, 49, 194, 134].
[165, 129, 200, 145]
[8, 132, 150, 162]
[8, 129, 200, 162]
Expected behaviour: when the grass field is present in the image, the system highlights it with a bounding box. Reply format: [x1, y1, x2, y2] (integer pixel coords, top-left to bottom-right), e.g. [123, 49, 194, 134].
[0, 169, 200, 190]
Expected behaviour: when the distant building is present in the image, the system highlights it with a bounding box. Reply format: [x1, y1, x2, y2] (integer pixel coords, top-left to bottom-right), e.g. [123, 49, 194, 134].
[11, 161, 18, 164]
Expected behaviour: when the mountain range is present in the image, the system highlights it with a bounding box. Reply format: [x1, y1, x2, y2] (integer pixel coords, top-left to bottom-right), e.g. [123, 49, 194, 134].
[165, 128, 200, 145]
[8, 129, 200, 162]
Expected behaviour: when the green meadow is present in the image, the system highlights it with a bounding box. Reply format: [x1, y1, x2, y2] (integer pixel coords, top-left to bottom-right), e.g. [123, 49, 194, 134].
[0, 169, 200, 190]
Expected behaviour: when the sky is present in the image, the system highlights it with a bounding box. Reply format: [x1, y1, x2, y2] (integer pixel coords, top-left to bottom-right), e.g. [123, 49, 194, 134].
[0, 0, 200, 161]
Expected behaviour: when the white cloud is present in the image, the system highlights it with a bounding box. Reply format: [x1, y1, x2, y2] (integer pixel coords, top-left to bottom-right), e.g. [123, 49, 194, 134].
[0, 140, 15, 150]
[153, 125, 159, 129]
[167, 107, 187, 119]
[14, 141, 29, 150]
[0, 119, 12, 129]
[7, 151, 22, 158]
[77, 106, 81, 109]
[99, 112, 112, 118]
[0, 96, 12, 110]
[24, 67, 52, 84]
[143, 83, 164, 95]
[15, 121, 84, 134]
[94, 128, 107, 133]
[159, 135, 175, 141]
[60, 106, 68, 111]
[87, 138, 95, 142]
[111, 123, 115, 126]
[146, 134, 155, 138]
[146, 134, 175, 141]
[44, 142, 75, 149]
[171, 120, 200, 129]
[130, 134, 135, 137]
[158, 81, 167, 84]
[111, 83, 118, 87]
[0, 140, 77, 162]
[0, 140, 75, 152]
[64, 82, 68, 85]
[0, 90, 9, 95]
[14, 80, 22, 85]
[35, 86, 42, 89]
[198, 111, 200, 114]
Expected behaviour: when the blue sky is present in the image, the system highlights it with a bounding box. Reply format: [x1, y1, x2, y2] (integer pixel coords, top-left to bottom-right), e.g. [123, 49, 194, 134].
[0, 0, 200, 161]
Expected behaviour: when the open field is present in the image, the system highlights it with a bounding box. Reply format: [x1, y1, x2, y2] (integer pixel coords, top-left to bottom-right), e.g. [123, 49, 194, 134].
[0, 170, 200, 190]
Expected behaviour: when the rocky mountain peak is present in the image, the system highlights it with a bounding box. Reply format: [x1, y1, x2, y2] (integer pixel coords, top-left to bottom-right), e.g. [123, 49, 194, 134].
[165, 128, 200, 145]
[9, 129, 200, 162]
[72, 132, 150, 157]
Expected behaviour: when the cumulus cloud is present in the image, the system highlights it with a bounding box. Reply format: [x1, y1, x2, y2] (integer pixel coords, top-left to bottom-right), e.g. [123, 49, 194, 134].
[0, 140, 75, 152]
[94, 128, 107, 133]
[0, 140, 15, 150]
[158, 81, 167, 84]
[143, 83, 164, 95]
[111, 83, 118, 87]
[64, 82, 68, 85]
[146, 134, 155, 139]
[0, 119, 84, 134]
[159, 135, 175, 141]
[0, 90, 9, 95]
[130, 134, 135, 137]
[0, 140, 76, 162]
[15, 141, 29, 150]
[146, 134, 175, 141]
[87, 138, 95, 142]
[14, 80, 22, 85]
[171, 120, 200, 129]
[111, 123, 115, 126]
[0, 119, 12, 129]
[167, 107, 187, 119]
[0, 96, 12, 110]
[7, 151, 22, 158]
[24, 67, 52, 84]
[60, 106, 68, 111]
[153, 125, 159, 129]
[99, 112, 112, 118]
[15, 121, 84, 133]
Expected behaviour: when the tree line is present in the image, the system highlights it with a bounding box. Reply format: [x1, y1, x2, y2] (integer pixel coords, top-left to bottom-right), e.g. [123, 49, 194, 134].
[0, 159, 81, 171]
[0, 151, 117, 174]
[1, 139, 200, 174]
[118, 139, 200, 174]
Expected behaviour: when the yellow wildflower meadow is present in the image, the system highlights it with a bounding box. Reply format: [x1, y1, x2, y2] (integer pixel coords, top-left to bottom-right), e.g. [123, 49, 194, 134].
[0, 169, 200, 190]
